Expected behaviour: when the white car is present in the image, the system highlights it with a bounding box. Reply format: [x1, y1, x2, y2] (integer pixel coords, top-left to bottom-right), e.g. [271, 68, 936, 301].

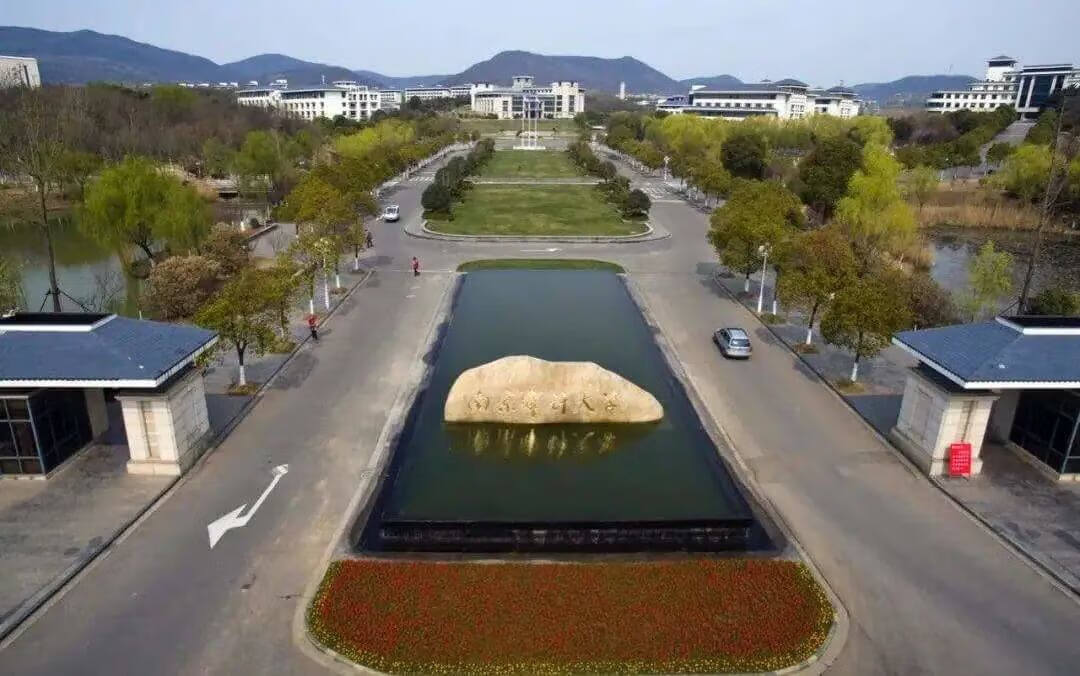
[382, 205, 400, 222]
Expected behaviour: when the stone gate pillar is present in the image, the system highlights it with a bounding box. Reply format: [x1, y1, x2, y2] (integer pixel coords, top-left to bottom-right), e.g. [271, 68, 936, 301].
[118, 368, 211, 476]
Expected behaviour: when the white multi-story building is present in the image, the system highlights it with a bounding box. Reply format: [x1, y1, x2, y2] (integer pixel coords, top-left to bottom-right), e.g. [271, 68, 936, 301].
[925, 56, 1080, 119]
[0, 55, 41, 88]
[403, 86, 452, 102]
[470, 75, 585, 119]
[235, 87, 281, 109]
[235, 81, 382, 121]
[657, 79, 859, 121]
[380, 89, 402, 109]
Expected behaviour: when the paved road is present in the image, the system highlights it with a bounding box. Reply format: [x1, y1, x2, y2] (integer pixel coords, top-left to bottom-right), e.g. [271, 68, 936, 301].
[2, 150, 1079, 675]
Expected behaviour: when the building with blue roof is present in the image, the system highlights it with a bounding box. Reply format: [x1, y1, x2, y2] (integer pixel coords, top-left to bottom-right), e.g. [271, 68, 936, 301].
[891, 316, 1080, 480]
[0, 313, 217, 477]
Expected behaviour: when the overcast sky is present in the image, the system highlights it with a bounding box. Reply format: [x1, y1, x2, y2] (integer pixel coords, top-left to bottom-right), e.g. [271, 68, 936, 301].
[5, 0, 1079, 85]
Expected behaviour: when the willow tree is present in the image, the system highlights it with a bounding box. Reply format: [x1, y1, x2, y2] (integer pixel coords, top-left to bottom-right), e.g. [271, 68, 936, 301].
[80, 156, 211, 268]
[835, 143, 917, 274]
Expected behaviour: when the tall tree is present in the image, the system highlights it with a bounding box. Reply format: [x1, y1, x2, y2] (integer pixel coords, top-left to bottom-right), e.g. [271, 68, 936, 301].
[963, 241, 1013, 320]
[233, 130, 293, 204]
[776, 227, 857, 345]
[80, 156, 212, 267]
[0, 87, 79, 311]
[195, 268, 275, 388]
[264, 254, 303, 339]
[720, 130, 767, 180]
[201, 137, 234, 178]
[835, 143, 917, 274]
[903, 165, 939, 214]
[56, 150, 102, 202]
[796, 135, 862, 220]
[821, 266, 912, 382]
[708, 179, 802, 292]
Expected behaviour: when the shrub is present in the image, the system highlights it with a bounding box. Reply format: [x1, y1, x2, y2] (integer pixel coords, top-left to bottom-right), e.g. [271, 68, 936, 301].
[623, 188, 651, 218]
[1027, 285, 1080, 315]
[199, 224, 250, 279]
[142, 255, 220, 320]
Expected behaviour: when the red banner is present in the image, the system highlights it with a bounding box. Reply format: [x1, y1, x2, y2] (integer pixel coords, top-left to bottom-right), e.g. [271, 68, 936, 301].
[948, 443, 972, 477]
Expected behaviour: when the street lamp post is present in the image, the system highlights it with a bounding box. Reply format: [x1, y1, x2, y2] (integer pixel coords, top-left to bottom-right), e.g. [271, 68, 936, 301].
[756, 244, 770, 314]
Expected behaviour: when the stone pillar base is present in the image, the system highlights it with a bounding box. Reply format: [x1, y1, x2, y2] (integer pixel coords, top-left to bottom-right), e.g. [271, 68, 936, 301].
[891, 426, 985, 476]
[126, 448, 199, 477]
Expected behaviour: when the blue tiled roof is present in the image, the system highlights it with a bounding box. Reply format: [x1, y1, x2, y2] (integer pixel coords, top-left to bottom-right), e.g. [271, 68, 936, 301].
[894, 320, 1080, 385]
[0, 316, 216, 385]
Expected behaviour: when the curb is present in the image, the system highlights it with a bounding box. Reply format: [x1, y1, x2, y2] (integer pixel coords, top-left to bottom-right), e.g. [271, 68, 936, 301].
[711, 272, 1080, 604]
[0, 267, 376, 647]
[625, 275, 849, 675]
[410, 219, 668, 244]
[293, 274, 463, 674]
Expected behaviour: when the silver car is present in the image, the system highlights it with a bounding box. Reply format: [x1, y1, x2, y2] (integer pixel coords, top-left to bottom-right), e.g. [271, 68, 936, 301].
[382, 204, 400, 222]
[713, 327, 752, 359]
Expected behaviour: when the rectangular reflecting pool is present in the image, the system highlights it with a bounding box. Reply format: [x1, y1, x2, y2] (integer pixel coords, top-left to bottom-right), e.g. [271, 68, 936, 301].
[358, 269, 766, 552]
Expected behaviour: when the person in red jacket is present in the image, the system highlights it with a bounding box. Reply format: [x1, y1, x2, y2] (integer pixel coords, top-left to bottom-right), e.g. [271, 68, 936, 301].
[412, 256, 420, 276]
[307, 314, 318, 341]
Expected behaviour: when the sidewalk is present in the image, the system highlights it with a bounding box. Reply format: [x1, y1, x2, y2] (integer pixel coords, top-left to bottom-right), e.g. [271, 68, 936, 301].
[0, 249, 376, 637]
[714, 268, 1080, 593]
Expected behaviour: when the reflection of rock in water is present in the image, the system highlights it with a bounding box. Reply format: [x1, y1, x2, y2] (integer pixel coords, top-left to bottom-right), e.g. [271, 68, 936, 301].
[446, 422, 654, 461]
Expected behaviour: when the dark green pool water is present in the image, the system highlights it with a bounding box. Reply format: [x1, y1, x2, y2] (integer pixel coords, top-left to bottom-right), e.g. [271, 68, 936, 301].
[371, 269, 753, 530]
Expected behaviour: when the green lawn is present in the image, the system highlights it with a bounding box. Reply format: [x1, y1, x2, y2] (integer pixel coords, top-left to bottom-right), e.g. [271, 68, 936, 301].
[460, 118, 580, 134]
[457, 259, 625, 272]
[427, 185, 647, 237]
[475, 150, 584, 179]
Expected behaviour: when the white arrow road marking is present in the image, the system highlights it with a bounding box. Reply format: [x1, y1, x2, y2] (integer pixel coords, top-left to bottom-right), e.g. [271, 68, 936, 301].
[519, 247, 561, 253]
[207, 464, 289, 549]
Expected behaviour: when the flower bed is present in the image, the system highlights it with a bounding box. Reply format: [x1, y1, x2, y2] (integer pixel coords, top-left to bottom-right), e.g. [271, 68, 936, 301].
[308, 559, 832, 674]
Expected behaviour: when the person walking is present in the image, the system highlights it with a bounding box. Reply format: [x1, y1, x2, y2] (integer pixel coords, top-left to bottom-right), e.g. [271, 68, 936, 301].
[307, 314, 319, 342]
[365, 231, 373, 249]
[412, 256, 420, 276]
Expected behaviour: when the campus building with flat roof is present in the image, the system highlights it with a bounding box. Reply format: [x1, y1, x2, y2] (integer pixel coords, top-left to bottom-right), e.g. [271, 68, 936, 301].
[657, 79, 859, 121]
[235, 80, 382, 121]
[925, 56, 1080, 119]
[470, 76, 584, 120]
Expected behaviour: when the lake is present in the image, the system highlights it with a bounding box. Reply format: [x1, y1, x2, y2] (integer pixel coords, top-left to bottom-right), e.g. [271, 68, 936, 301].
[0, 217, 141, 314]
[927, 227, 1080, 308]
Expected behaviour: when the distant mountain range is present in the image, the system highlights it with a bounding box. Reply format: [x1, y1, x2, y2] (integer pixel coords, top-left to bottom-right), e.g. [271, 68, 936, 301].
[851, 75, 978, 106]
[0, 26, 974, 104]
[444, 50, 679, 93]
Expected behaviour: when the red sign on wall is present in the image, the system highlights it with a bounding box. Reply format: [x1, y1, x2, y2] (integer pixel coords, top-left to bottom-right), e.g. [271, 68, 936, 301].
[948, 442, 972, 477]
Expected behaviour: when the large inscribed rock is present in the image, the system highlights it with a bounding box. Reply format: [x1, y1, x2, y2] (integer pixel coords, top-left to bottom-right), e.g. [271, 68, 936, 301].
[444, 355, 663, 424]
